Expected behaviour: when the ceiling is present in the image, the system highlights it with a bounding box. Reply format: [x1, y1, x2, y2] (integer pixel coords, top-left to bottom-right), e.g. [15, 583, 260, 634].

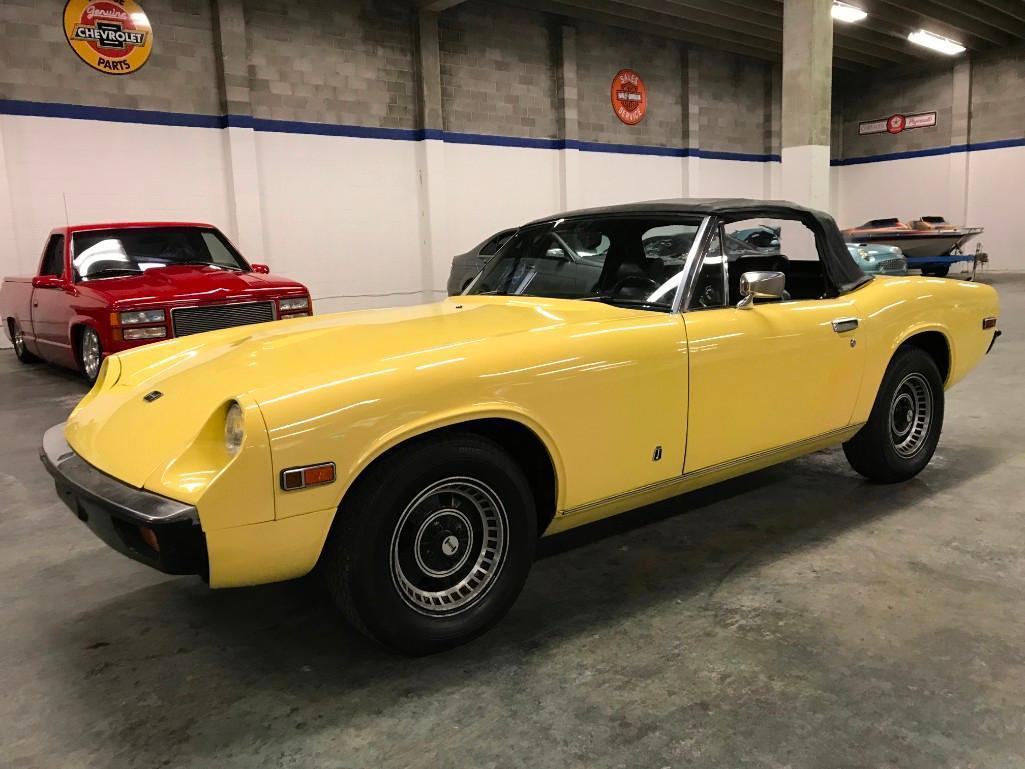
[482, 0, 1025, 71]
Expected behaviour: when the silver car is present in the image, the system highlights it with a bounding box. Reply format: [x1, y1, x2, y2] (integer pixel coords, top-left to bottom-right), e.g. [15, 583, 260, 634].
[447, 229, 517, 295]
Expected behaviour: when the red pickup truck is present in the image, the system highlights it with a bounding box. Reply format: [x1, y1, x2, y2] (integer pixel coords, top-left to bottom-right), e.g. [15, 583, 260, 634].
[1, 222, 311, 381]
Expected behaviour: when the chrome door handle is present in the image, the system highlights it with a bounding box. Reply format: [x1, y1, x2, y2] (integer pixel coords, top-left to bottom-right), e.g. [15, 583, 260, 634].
[832, 317, 859, 333]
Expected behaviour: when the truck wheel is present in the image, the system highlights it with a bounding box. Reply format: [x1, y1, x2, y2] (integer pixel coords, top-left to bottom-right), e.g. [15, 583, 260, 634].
[921, 264, 950, 277]
[9, 320, 39, 363]
[322, 432, 537, 655]
[78, 327, 103, 383]
[843, 346, 944, 483]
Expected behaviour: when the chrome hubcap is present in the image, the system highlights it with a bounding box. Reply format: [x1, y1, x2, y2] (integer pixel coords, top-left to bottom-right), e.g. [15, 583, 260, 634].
[391, 477, 508, 617]
[13, 327, 25, 355]
[82, 330, 101, 380]
[889, 373, 932, 458]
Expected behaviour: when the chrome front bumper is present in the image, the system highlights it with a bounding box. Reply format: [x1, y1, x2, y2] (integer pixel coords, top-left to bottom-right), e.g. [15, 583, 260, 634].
[41, 423, 207, 576]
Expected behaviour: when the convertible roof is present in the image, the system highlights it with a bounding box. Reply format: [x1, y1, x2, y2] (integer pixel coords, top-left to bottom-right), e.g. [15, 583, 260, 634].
[525, 197, 871, 295]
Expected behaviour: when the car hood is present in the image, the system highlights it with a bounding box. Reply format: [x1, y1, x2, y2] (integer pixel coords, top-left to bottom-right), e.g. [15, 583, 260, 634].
[65, 296, 656, 490]
[81, 266, 307, 309]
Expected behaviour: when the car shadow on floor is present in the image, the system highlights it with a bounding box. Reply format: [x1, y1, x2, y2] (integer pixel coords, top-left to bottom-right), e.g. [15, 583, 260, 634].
[48, 441, 1004, 764]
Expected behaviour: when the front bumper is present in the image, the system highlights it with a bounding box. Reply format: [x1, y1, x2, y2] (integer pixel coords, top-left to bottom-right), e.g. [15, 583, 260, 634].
[40, 423, 208, 577]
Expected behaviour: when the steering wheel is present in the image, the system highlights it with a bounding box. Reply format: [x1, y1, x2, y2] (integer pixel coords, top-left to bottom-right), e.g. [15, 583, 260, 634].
[608, 274, 660, 297]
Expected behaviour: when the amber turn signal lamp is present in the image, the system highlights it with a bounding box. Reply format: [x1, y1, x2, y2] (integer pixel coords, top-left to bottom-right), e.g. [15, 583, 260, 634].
[138, 526, 160, 552]
[280, 462, 336, 491]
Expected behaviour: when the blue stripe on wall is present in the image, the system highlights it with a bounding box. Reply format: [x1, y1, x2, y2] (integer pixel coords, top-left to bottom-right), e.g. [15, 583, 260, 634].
[832, 137, 1025, 166]
[0, 98, 780, 163]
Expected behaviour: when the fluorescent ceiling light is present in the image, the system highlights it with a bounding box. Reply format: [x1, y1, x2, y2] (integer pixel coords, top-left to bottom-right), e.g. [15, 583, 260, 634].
[832, 2, 867, 23]
[908, 29, 966, 55]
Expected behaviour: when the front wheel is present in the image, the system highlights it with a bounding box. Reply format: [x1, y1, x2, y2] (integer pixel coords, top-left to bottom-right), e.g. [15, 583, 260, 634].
[322, 433, 537, 655]
[921, 264, 950, 277]
[843, 346, 944, 483]
[78, 327, 103, 383]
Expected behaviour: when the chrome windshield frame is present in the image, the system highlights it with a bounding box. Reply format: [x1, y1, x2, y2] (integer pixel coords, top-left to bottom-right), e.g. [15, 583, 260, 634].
[671, 215, 717, 314]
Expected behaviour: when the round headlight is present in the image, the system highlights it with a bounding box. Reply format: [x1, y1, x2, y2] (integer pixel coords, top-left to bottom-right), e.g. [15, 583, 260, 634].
[225, 402, 245, 455]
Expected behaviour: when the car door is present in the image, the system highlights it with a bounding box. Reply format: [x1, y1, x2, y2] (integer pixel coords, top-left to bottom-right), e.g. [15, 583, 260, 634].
[682, 225, 867, 474]
[30, 234, 75, 366]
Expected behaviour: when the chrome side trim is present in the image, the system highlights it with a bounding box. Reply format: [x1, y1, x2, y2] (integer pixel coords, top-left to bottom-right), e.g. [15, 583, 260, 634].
[558, 424, 863, 517]
[671, 215, 714, 314]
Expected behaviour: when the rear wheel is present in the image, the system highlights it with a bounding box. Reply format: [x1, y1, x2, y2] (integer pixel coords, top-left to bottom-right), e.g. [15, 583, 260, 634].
[843, 346, 944, 483]
[921, 264, 950, 277]
[78, 327, 102, 383]
[9, 320, 39, 363]
[322, 432, 537, 655]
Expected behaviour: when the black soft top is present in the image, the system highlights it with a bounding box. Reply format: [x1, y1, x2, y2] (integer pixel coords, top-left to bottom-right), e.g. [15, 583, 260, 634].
[525, 197, 871, 295]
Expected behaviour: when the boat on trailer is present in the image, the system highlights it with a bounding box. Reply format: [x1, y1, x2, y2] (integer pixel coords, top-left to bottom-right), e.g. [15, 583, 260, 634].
[841, 217, 984, 277]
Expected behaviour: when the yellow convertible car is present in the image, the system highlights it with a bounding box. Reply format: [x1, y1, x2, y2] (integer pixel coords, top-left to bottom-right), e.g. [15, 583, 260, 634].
[42, 199, 1000, 654]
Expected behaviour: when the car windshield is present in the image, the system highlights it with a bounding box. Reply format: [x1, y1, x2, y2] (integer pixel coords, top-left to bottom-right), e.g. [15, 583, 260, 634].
[71, 227, 247, 281]
[465, 216, 704, 310]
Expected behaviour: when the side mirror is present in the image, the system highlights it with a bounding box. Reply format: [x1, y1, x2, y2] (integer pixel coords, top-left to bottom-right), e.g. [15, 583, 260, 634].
[250, 263, 270, 274]
[32, 275, 64, 289]
[737, 270, 786, 309]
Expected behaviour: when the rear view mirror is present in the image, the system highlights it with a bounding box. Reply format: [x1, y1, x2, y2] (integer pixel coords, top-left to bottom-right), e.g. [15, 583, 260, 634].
[250, 263, 271, 274]
[32, 275, 63, 289]
[738, 270, 786, 309]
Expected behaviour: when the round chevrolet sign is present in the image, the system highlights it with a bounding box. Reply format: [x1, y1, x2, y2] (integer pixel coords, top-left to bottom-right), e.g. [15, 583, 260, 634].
[64, 0, 153, 75]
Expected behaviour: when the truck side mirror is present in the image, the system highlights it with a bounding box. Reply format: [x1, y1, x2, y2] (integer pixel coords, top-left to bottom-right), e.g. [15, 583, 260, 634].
[32, 275, 64, 289]
[250, 263, 270, 274]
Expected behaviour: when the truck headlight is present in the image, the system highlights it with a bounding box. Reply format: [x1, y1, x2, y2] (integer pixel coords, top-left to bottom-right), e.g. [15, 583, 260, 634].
[120, 309, 166, 325]
[278, 297, 309, 313]
[225, 402, 245, 455]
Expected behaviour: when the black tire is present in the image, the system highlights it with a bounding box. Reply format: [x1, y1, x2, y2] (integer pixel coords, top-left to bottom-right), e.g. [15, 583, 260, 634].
[322, 432, 537, 655]
[78, 327, 103, 383]
[843, 346, 944, 483]
[921, 264, 950, 277]
[9, 319, 40, 363]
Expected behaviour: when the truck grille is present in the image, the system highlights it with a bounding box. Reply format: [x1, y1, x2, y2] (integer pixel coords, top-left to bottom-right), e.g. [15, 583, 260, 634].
[171, 301, 275, 337]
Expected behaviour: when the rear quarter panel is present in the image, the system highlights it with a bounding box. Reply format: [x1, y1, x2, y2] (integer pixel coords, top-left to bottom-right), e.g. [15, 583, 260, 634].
[850, 276, 999, 423]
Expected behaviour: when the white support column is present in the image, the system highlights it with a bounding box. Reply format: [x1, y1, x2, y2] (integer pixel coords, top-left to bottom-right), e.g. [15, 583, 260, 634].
[557, 24, 581, 210]
[947, 59, 972, 227]
[414, 11, 449, 301]
[213, 0, 267, 260]
[781, 0, 833, 211]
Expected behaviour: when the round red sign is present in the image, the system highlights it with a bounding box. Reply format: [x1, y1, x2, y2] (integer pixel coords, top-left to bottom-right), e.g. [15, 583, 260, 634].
[887, 114, 906, 134]
[611, 69, 647, 125]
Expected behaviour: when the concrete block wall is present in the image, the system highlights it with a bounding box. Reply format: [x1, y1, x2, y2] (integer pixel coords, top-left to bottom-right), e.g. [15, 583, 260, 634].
[970, 48, 1025, 144]
[0, 0, 222, 114]
[835, 66, 954, 158]
[245, 0, 417, 127]
[697, 50, 775, 156]
[438, 4, 558, 139]
[575, 22, 684, 148]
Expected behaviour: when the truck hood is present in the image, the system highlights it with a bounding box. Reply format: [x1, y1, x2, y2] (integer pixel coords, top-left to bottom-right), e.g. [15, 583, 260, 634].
[81, 265, 307, 310]
[65, 296, 651, 489]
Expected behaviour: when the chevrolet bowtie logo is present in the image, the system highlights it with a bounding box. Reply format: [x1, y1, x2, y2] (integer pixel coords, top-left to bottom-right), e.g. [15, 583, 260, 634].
[143, 391, 163, 402]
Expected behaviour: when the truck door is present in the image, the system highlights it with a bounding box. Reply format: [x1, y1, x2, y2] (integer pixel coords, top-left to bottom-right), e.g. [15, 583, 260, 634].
[30, 234, 75, 366]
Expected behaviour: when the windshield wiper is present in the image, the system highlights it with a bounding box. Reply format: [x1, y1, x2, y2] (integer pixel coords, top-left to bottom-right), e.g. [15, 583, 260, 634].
[581, 295, 668, 310]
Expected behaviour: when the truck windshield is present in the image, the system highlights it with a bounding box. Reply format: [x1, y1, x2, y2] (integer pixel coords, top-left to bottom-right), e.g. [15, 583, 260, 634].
[465, 216, 703, 310]
[71, 227, 248, 281]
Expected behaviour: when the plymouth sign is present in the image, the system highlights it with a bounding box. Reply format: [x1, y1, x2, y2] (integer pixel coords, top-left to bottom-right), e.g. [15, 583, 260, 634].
[64, 0, 153, 75]
[859, 111, 937, 136]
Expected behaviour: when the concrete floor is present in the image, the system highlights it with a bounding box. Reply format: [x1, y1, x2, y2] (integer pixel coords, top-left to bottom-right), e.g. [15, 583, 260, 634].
[2, 273, 1023, 769]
